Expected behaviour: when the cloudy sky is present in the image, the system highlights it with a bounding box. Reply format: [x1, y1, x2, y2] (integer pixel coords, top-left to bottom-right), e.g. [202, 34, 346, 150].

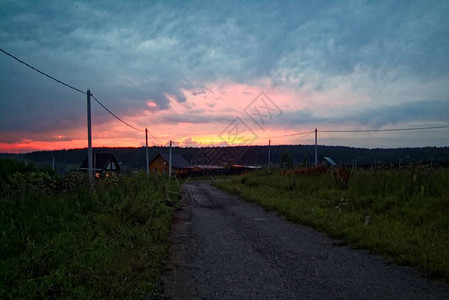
[1, 0, 448, 153]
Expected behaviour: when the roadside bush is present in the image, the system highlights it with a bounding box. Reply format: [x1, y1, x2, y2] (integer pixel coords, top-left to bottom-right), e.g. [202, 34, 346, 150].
[0, 171, 174, 298]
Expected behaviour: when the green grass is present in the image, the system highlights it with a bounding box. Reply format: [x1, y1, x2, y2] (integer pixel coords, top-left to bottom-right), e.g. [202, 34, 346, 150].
[0, 170, 176, 299]
[214, 166, 449, 280]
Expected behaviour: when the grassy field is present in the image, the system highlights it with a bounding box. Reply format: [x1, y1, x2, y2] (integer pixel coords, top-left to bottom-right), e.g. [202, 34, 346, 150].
[0, 159, 177, 299]
[214, 166, 449, 280]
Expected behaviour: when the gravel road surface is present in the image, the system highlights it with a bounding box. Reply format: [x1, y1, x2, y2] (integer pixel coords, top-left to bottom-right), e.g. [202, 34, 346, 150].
[162, 180, 449, 299]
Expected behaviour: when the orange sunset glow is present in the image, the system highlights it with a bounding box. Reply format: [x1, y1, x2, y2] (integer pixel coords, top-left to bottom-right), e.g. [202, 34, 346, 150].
[0, 83, 318, 153]
[1, 78, 448, 153]
[1, 1, 448, 154]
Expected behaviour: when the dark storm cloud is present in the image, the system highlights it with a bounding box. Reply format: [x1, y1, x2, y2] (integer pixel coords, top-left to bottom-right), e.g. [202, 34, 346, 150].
[344, 100, 449, 127]
[1, 0, 448, 146]
[276, 99, 449, 128]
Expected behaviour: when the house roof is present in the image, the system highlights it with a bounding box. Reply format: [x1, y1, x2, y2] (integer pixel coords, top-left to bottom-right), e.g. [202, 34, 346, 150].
[323, 156, 337, 167]
[79, 153, 120, 171]
[152, 153, 193, 169]
[194, 164, 225, 170]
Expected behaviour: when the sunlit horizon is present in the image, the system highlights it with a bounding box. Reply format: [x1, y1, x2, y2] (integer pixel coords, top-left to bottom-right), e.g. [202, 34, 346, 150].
[1, 2, 448, 153]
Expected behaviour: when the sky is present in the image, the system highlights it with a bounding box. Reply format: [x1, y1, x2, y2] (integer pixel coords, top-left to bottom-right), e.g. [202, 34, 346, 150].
[1, 0, 448, 153]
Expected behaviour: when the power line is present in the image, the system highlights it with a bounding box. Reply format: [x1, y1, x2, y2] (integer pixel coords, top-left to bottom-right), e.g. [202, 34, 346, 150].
[91, 94, 143, 132]
[3, 48, 447, 142]
[177, 123, 448, 146]
[260, 130, 315, 140]
[320, 124, 449, 133]
[173, 131, 316, 144]
[277, 131, 315, 143]
[0, 48, 86, 95]
[1, 48, 147, 134]
[147, 130, 162, 143]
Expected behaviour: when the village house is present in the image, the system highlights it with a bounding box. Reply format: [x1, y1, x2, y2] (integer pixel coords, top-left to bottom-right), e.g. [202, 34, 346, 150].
[149, 153, 193, 176]
[320, 156, 337, 167]
[79, 153, 121, 177]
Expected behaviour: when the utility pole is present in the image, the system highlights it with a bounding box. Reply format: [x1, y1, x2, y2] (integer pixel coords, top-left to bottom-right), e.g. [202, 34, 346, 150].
[268, 139, 271, 167]
[314, 128, 318, 167]
[169, 140, 172, 179]
[145, 128, 149, 176]
[87, 89, 93, 186]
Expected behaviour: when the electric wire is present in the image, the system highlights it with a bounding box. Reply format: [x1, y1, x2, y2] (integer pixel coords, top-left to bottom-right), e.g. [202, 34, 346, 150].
[277, 131, 315, 143]
[320, 124, 449, 133]
[259, 130, 315, 140]
[0, 48, 86, 95]
[90, 94, 143, 132]
[153, 123, 449, 147]
[1, 48, 150, 135]
[2, 48, 448, 145]
[147, 130, 162, 143]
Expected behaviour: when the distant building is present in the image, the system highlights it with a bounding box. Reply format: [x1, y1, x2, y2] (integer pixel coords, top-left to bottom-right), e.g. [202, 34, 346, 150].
[79, 153, 121, 177]
[232, 164, 263, 175]
[193, 164, 225, 176]
[149, 153, 193, 176]
[320, 156, 337, 167]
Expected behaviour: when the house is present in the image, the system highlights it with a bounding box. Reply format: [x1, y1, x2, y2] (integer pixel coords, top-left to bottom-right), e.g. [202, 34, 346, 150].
[149, 153, 193, 176]
[320, 156, 337, 167]
[79, 153, 121, 177]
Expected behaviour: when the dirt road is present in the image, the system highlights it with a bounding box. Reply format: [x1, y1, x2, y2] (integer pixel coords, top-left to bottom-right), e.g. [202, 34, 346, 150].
[162, 181, 449, 299]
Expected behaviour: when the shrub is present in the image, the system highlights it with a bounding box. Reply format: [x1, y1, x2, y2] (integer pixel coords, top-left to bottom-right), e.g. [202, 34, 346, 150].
[0, 171, 174, 298]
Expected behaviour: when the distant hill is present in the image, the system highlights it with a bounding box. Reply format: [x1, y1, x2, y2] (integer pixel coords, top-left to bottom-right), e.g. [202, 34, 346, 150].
[1, 145, 448, 173]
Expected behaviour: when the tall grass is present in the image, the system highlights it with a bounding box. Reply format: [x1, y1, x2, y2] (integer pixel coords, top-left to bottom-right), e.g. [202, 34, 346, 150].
[0, 171, 175, 298]
[215, 166, 449, 280]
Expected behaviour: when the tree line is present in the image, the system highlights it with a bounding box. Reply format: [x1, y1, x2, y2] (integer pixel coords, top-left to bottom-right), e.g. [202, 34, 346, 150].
[1, 145, 448, 173]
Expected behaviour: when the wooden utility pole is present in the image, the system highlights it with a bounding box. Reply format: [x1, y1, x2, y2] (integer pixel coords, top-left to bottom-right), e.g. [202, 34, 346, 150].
[169, 140, 172, 179]
[87, 89, 93, 186]
[145, 128, 149, 176]
[268, 139, 271, 167]
[314, 128, 318, 167]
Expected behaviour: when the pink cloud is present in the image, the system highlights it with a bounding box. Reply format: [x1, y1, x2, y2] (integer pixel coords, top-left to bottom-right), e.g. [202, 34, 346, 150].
[0, 81, 330, 153]
[147, 101, 158, 108]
